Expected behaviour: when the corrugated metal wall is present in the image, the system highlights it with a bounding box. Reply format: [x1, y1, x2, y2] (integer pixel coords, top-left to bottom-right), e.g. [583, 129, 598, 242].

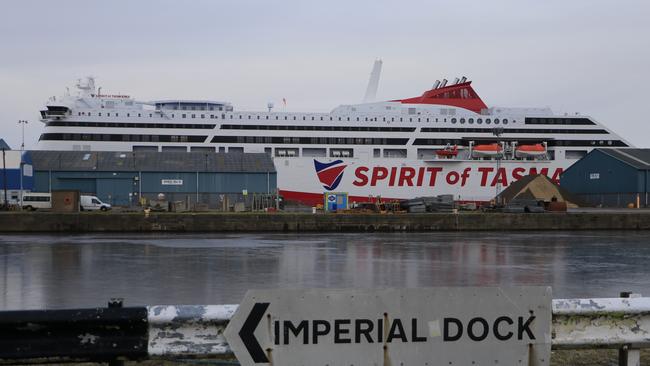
[33, 170, 277, 206]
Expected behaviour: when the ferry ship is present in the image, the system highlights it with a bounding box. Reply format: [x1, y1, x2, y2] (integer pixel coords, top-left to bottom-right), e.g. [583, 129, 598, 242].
[36, 65, 631, 205]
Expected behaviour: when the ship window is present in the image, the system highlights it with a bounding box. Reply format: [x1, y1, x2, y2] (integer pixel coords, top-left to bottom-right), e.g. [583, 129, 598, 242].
[182, 114, 186, 118]
[477, 118, 482, 124]
[248, 115, 251, 119]
[468, 118, 474, 124]
[172, 114, 175, 118]
[460, 118, 466, 124]
[266, 116, 269, 120]
[88, 113, 91, 116]
[107, 113, 111, 117]
[303, 116, 306, 120]
[373, 148, 381, 158]
[192, 114, 196, 118]
[138, 113, 141, 117]
[400, 118, 403, 122]
[503, 119, 508, 124]
[201, 114, 205, 119]
[451, 118, 457, 124]
[115, 113, 119, 117]
[320, 117, 324, 121]
[485, 119, 491, 124]
[99, 113, 102, 116]
[356, 117, 359, 121]
[127, 113, 130, 117]
[256, 115, 260, 119]
[149, 114, 152, 117]
[275, 116, 278, 120]
[494, 119, 500, 124]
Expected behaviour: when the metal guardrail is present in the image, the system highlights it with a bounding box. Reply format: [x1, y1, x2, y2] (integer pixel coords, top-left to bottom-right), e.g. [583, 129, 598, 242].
[1, 297, 649, 365]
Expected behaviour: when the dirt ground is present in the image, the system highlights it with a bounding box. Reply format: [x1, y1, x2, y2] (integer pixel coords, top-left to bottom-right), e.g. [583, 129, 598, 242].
[114, 349, 650, 365]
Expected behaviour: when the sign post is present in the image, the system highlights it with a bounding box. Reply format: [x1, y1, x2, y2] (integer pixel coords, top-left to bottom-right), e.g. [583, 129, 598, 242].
[225, 287, 552, 366]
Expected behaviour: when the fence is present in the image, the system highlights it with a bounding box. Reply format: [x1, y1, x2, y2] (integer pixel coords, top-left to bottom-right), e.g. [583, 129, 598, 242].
[578, 192, 649, 208]
[1, 296, 648, 365]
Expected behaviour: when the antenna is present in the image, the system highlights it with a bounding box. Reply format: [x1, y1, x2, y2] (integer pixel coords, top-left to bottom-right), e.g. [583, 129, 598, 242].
[440, 79, 448, 88]
[460, 76, 467, 83]
[432, 80, 441, 89]
[267, 102, 274, 112]
[452, 77, 460, 85]
[363, 59, 383, 103]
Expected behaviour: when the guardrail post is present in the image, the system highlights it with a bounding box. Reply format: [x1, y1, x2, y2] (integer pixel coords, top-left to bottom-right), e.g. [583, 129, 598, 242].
[108, 298, 125, 366]
[618, 292, 641, 366]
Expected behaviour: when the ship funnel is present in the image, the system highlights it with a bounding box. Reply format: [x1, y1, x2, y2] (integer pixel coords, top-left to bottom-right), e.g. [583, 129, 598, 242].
[363, 59, 383, 103]
[460, 76, 467, 83]
[452, 77, 460, 85]
[432, 80, 441, 89]
[440, 79, 448, 88]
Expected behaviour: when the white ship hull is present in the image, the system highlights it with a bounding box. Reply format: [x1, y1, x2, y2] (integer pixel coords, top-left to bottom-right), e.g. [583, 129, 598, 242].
[277, 156, 564, 205]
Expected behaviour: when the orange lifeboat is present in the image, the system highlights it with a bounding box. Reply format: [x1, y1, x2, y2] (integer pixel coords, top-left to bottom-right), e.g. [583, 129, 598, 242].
[436, 144, 459, 158]
[515, 143, 546, 158]
[472, 143, 503, 158]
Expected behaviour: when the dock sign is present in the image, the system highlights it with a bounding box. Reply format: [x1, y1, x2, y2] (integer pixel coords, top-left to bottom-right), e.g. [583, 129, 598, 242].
[224, 287, 552, 366]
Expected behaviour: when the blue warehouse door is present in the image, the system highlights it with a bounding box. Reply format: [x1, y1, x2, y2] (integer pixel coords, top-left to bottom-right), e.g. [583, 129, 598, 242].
[56, 179, 96, 195]
[97, 179, 135, 206]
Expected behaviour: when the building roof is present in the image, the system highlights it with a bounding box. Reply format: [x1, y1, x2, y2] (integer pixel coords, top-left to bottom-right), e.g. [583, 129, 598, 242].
[0, 139, 10, 150]
[30, 151, 276, 173]
[596, 148, 650, 170]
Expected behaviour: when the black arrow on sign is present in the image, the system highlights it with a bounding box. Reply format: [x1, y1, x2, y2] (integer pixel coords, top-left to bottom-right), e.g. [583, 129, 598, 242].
[239, 302, 270, 363]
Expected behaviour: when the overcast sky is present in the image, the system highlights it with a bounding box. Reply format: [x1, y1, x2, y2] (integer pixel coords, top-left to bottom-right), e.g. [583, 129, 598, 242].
[1, 0, 649, 149]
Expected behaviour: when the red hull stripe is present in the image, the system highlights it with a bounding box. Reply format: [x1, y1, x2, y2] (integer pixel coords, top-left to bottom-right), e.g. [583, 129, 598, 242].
[280, 190, 401, 207]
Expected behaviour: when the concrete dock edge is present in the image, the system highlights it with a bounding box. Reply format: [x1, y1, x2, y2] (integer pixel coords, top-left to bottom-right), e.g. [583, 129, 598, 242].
[1, 212, 649, 232]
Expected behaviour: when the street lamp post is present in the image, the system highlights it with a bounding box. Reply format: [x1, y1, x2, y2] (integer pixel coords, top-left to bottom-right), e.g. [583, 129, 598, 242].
[18, 120, 28, 151]
[17, 120, 28, 210]
[492, 127, 505, 205]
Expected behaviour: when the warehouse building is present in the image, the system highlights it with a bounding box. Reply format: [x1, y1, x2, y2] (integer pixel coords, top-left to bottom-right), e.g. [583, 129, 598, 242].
[30, 151, 276, 208]
[1, 139, 34, 205]
[560, 148, 650, 208]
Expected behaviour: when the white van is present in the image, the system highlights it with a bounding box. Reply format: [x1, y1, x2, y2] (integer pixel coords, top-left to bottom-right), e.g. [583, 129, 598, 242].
[80, 195, 112, 211]
[22, 193, 52, 211]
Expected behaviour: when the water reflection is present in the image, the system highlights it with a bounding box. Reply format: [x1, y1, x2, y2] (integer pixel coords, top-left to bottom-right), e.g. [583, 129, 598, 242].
[1, 232, 649, 310]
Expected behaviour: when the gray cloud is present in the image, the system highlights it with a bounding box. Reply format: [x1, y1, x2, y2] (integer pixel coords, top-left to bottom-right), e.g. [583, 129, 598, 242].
[1, 0, 648, 148]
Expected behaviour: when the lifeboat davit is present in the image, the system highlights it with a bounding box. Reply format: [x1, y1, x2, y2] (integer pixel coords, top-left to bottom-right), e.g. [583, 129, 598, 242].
[472, 143, 503, 158]
[515, 144, 546, 158]
[436, 144, 459, 158]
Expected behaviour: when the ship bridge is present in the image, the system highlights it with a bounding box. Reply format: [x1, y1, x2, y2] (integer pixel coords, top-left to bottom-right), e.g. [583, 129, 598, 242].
[152, 100, 233, 112]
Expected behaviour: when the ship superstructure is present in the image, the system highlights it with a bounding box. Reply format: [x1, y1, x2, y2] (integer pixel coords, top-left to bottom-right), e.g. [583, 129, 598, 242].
[37, 73, 630, 205]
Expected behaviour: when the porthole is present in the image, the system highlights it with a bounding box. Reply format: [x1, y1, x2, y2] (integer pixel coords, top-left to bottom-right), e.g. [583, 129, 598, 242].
[451, 118, 457, 124]
[477, 118, 482, 124]
[503, 119, 508, 124]
[468, 118, 474, 124]
[485, 119, 491, 124]
[494, 119, 500, 124]
[460, 118, 466, 124]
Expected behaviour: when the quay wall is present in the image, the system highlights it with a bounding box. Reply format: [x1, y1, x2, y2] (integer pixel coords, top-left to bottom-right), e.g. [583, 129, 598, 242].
[1, 212, 650, 232]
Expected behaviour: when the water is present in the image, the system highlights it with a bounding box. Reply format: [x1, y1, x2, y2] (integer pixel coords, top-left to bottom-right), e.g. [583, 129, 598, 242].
[1, 231, 649, 310]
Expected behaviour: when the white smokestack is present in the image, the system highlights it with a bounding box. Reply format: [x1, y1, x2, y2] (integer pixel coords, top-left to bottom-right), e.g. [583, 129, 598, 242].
[363, 59, 383, 103]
